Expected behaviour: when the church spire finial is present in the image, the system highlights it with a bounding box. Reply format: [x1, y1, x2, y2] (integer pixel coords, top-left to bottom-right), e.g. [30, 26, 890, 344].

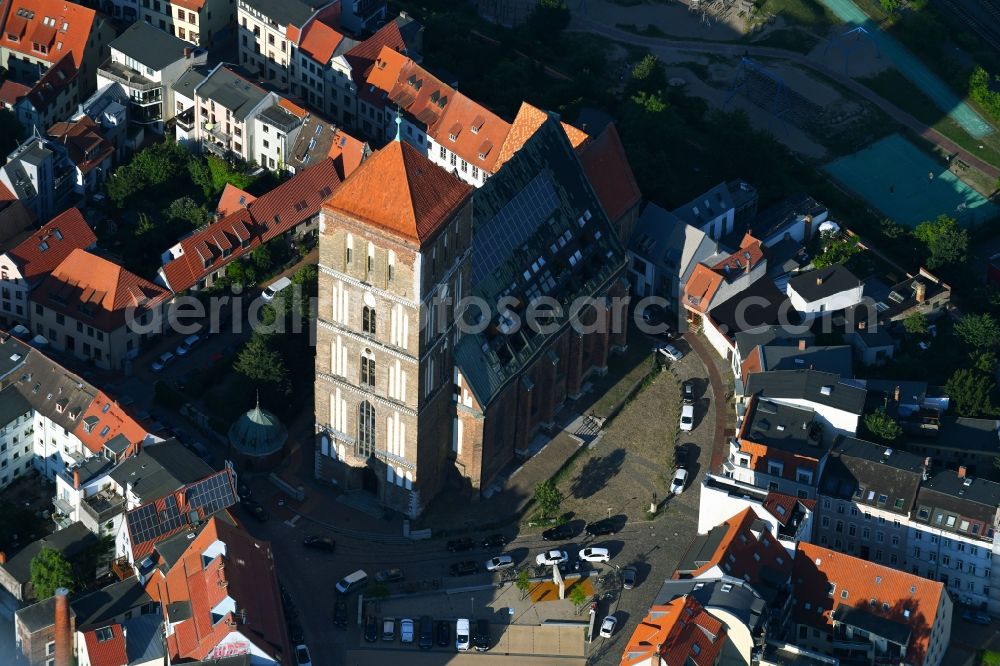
[394, 107, 402, 142]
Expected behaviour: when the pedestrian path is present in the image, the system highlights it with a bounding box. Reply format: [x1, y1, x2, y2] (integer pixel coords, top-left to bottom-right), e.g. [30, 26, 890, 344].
[818, 0, 993, 138]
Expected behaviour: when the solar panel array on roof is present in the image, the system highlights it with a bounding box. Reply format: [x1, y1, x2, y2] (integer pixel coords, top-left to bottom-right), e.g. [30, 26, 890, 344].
[471, 172, 559, 284]
[185, 471, 236, 516]
[126, 498, 183, 546]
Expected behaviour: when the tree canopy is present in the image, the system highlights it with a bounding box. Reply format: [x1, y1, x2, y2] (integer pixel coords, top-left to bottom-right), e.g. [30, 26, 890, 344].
[955, 313, 1000, 350]
[233, 333, 291, 398]
[914, 215, 968, 269]
[903, 313, 928, 336]
[534, 479, 563, 519]
[945, 368, 996, 418]
[863, 409, 902, 443]
[30, 548, 74, 599]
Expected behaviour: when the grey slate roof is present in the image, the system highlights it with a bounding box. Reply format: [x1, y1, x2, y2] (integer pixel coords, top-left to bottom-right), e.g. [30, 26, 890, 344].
[745, 192, 827, 243]
[15, 595, 76, 632]
[109, 439, 214, 503]
[171, 66, 209, 99]
[671, 181, 734, 229]
[195, 65, 269, 120]
[0, 335, 30, 380]
[743, 398, 823, 457]
[240, 0, 320, 27]
[832, 605, 911, 646]
[0, 384, 32, 425]
[2, 522, 97, 585]
[109, 22, 191, 72]
[123, 613, 164, 664]
[12, 349, 98, 431]
[745, 369, 867, 415]
[788, 264, 861, 303]
[917, 469, 1000, 528]
[453, 116, 627, 408]
[258, 104, 301, 133]
[934, 418, 1000, 453]
[819, 436, 924, 514]
[709, 277, 792, 338]
[653, 576, 766, 632]
[758, 344, 853, 379]
[72, 578, 152, 630]
[674, 523, 728, 573]
[735, 325, 814, 358]
[629, 202, 718, 278]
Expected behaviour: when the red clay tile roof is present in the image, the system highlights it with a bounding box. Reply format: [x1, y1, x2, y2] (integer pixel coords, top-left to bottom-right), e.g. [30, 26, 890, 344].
[158, 517, 290, 664]
[577, 123, 641, 222]
[47, 115, 113, 174]
[677, 507, 792, 587]
[161, 158, 341, 293]
[32, 249, 169, 332]
[0, 79, 31, 107]
[344, 20, 408, 90]
[325, 140, 472, 244]
[298, 19, 345, 65]
[793, 542, 945, 666]
[276, 96, 308, 119]
[215, 183, 256, 218]
[24, 53, 78, 113]
[495, 101, 589, 170]
[683, 263, 724, 313]
[172, 0, 207, 12]
[621, 595, 726, 666]
[0, 0, 98, 68]
[327, 128, 367, 180]
[8, 207, 96, 286]
[712, 232, 764, 274]
[73, 391, 148, 455]
[740, 345, 763, 385]
[82, 623, 127, 666]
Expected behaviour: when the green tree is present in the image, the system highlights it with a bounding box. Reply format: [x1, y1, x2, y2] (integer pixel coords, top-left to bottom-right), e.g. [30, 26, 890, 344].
[568, 584, 588, 609]
[955, 313, 1000, 350]
[250, 244, 272, 272]
[973, 349, 999, 374]
[945, 368, 996, 418]
[534, 479, 563, 519]
[233, 333, 290, 395]
[516, 569, 531, 600]
[903, 313, 928, 336]
[30, 548, 74, 599]
[863, 409, 902, 443]
[813, 232, 861, 268]
[166, 196, 211, 228]
[879, 0, 900, 14]
[914, 215, 968, 269]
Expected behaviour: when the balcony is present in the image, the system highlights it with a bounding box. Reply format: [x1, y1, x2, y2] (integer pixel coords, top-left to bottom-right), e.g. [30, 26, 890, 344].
[175, 108, 195, 132]
[98, 60, 159, 92]
[82, 490, 125, 524]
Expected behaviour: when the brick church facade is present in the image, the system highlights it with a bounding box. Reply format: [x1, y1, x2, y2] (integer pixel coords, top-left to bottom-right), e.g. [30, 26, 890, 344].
[314, 117, 630, 517]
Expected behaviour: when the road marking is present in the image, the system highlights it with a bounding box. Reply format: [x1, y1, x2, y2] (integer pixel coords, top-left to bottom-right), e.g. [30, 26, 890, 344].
[285, 514, 301, 528]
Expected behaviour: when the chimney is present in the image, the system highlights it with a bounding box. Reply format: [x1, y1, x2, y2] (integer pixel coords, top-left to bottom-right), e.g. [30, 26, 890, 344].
[0, 551, 6, 565]
[894, 385, 901, 403]
[915, 281, 926, 303]
[958, 466, 967, 479]
[72, 469, 80, 490]
[54, 587, 71, 666]
[816, 276, 824, 286]
[798, 339, 807, 351]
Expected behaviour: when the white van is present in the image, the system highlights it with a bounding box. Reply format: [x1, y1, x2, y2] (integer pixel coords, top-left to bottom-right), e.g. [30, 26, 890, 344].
[335, 569, 368, 595]
[456, 618, 471, 651]
[261, 277, 292, 302]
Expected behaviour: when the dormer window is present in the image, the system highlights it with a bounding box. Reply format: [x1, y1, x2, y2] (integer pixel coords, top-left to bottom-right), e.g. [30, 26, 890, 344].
[83, 415, 98, 433]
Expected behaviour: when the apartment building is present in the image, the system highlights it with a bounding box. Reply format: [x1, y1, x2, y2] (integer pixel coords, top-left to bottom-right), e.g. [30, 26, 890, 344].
[814, 437, 926, 568]
[138, 0, 233, 46]
[30, 249, 169, 371]
[0, 207, 97, 325]
[193, 64, 272, 162]
[97, 22, 208, 134]
[237, 0, 335, 89]
[0, 135, 77, 222]
[3, 54, 80, 136]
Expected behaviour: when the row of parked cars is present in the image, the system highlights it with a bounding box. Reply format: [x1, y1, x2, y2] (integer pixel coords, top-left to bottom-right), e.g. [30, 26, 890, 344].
[152, 332, 205, 372]
[363, 615, 491, 652]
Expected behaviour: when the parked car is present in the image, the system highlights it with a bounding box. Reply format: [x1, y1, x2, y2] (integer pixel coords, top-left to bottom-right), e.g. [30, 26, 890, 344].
[671, 468, 689, 495]
[294, 644, 312, 666]
[674, 444, 690, 469]
[456, 618, 471, 651]
[151, 352, 175, 372]
[599, 615, 618, 638]
[449, 560, 480, 576]
[536, 550, 569, 566]
[374, 567, 405, 583]
[622, 567, 637, 590]
[474, 619, 491, 652]
[656, 343, 683, 362]
[579, 547, 611, 563]
[682, 380, 695, 403]
[333, 601, 348, 627]
[400, 618, 414, 644]
[302, 535, 335, 552]
[364, 615, 378, 643]
[382, 618, 396, 641]
[585, 518, 620, 536]
[447, 537, 475, 552]
[481, 533, 507, 549]
[175, 334, 201, 356]
[485, 555, 514, 571]
[436, 620, 451, 647]
[418, 615, 434, 649]
[542, 524, 574, 541]
[335, 569, 368, 595]
[262, 276, 292, 302]
[680, 404, 694, 431]
[242, 499, 269, 523]
[963, 610, 991, 625]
